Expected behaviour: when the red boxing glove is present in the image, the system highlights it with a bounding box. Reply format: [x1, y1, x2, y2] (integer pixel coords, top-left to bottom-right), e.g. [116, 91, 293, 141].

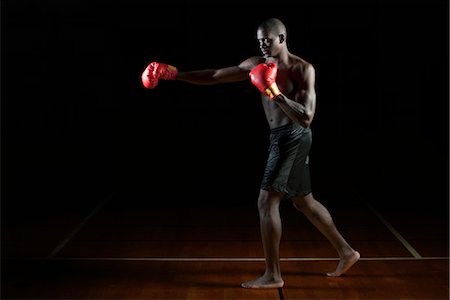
[249, 62, 281, 100]
[141, 62, 178, 89]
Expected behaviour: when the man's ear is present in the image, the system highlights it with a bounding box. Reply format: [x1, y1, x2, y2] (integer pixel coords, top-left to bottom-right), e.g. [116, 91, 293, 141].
[279, 34, 285, 44]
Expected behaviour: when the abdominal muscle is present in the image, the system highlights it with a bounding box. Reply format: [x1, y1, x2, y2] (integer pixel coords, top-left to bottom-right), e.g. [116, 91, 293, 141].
[262, 68, 297, 129]
[262, 98, 293, 129]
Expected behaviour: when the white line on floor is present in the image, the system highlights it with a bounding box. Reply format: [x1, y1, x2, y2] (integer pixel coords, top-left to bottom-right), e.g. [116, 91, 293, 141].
[364, 201, 423, 258]
[47, 192, 115, 259]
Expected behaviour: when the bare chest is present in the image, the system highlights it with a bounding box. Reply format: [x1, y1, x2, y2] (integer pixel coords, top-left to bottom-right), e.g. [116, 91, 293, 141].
[275, 68, 296, 98]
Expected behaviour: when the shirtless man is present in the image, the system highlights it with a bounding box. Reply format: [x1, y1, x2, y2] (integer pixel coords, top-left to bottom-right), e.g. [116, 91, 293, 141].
[141, 17, 360, 289]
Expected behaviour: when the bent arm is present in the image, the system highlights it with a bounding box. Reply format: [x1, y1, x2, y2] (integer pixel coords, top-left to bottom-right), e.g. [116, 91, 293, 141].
[274, 65, 316, 128]
[274, 64, 316, 128]
[176, 56, 263, 85]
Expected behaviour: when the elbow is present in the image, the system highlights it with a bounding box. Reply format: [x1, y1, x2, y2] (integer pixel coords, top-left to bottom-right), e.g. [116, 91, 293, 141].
[208, 71, 227, 85]
[210, 72, 223, 84]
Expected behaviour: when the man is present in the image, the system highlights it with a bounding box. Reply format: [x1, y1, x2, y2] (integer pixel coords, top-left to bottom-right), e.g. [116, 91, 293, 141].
[141, 17, 360, 289]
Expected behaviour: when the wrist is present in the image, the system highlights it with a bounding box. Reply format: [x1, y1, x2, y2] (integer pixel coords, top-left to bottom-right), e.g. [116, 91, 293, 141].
[272, 93, 286, 103]
[265, 82, 281, 99]
[162, 65, 178, 80]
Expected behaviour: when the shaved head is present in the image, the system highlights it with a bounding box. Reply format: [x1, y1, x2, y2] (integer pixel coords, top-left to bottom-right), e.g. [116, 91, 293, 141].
[258, 18, 287, 37]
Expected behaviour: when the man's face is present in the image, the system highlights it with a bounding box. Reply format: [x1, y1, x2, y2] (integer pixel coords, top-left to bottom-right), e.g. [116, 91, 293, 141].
[257, 28, 281, 57]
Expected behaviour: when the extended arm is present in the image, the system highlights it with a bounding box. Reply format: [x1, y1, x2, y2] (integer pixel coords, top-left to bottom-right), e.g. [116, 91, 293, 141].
[141, 57, 262, 88]
[176, 66, 249, 85]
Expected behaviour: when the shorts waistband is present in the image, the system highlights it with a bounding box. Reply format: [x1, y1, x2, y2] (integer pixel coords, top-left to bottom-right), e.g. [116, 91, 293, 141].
[270, 122, 304, 134]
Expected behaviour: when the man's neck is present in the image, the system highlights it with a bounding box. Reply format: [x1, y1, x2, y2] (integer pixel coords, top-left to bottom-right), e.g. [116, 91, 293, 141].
[272, 49, 290, 65]
[278, 49, 289, 65]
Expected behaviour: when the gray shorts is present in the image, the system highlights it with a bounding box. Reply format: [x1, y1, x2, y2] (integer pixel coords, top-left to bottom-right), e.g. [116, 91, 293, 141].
[260, 122, 312, 198]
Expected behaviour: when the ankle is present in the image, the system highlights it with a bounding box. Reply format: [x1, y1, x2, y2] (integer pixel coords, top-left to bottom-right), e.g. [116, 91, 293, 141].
[263, 271, 282, 281]
[339, 247, 356, 258]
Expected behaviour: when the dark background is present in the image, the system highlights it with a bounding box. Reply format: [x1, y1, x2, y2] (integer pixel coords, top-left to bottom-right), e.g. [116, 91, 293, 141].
[2, 0, 448, 214]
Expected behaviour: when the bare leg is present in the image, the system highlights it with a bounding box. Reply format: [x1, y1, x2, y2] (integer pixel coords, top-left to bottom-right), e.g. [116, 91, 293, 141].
[241, 190, 285, 289]
[292, 193, 360, 276]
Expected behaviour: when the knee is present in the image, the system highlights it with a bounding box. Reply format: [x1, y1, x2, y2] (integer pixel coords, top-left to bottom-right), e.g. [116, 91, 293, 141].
[257, 190, 282, 214]
[257, 192, 270, 213]
[292, 197, 307, 212]
[291, 194, 313, 213]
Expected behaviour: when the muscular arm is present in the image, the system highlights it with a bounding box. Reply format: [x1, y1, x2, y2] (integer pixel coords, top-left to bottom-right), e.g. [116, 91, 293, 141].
[273, 64, 316, 128]
[176, 56, 263, 85]
[176, 66, 247, 85]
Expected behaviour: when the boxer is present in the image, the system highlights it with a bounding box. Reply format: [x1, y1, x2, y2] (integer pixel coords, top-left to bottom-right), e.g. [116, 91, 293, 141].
[141, 17, 360, 289]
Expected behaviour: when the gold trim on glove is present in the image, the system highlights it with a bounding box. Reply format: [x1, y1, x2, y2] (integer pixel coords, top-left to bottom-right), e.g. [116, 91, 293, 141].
[265, 82, 281, 99]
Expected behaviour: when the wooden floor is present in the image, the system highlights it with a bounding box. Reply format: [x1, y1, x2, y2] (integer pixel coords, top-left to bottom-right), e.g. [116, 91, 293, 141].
[2, 189, 449, 299]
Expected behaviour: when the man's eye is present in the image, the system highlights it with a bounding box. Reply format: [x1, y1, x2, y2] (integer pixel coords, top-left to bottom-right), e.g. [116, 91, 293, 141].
[258, 38, 271, 45]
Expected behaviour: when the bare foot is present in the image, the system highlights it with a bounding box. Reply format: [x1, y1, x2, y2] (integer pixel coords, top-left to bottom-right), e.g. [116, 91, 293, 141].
[241, 275, 284, 289]
[326, 250, 360, 277]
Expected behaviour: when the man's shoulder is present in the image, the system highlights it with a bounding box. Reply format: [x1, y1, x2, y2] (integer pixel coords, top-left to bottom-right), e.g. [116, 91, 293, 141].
[289, 55, 315, 74]
[238, 56, 266, 70]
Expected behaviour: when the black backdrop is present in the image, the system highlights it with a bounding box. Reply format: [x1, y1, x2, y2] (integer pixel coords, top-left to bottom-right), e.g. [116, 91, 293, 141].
[3, 0, 449, 212]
